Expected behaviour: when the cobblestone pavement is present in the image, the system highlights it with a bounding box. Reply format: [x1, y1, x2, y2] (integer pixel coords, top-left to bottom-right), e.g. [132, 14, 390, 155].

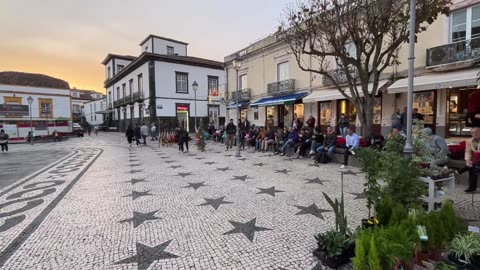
[0, 133, 478, 270]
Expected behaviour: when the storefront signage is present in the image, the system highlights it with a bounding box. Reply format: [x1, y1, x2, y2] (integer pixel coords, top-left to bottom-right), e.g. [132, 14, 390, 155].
[0, 104, 29, 116]
[176, 105, 188, 111]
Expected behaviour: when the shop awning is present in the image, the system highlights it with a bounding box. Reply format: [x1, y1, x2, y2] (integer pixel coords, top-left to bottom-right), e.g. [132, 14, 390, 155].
[250, 92, 307, 107]
[303, 80, 389, 103]
[226, 100, 250, 109]
[388, 68, 480, 93]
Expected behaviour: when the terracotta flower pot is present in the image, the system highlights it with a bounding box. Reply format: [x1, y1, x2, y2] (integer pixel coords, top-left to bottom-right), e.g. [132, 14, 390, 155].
[430, 248, 444, 261]
[414, 248, 430, 267]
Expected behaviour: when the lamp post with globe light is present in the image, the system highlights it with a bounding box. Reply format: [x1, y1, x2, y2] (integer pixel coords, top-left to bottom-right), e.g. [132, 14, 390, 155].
[192, 81, 198, 131]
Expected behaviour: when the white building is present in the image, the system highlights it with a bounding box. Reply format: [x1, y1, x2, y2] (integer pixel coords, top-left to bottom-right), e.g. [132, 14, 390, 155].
[103, 34, 226, 132]
[70, 89, 104, 123]
[83, 97, 107, 126]
[0, 84, 72, 139]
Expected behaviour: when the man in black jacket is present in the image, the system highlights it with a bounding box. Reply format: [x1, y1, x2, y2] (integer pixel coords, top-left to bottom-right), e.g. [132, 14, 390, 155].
[134, 123, 141, 146]
[225, 119, 236, 151]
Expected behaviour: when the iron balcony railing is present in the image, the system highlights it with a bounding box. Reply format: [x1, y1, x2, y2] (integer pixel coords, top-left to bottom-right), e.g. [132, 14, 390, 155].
[230, 88, 251, 101]
[322, 67, 358, 86]
[426, 38, 480, 67]
[267, 79, 296, 95]
[113, 100, 121, 108]
[132, 91, 144, 101]
[124, 94, 133, 104]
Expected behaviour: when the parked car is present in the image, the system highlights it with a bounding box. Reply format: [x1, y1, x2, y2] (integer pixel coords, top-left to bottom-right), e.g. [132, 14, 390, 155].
[73, 123, 84, 137]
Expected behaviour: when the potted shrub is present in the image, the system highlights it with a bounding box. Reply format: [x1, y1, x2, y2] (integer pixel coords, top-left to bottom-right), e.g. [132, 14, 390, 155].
[313, 192, 354, 269]
[444, 233, 480, 269]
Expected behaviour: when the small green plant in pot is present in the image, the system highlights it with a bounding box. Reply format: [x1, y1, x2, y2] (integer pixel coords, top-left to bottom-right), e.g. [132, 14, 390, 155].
[445, 233, 480, 268]
[312, 192, 354, 269]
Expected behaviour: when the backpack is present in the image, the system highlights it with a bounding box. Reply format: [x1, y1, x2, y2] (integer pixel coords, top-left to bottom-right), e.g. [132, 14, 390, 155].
[316, 151, 329, 164]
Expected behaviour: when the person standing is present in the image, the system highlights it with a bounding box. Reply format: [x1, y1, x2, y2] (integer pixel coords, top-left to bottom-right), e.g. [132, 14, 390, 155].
[141, 123, 149, 145]
[463, 127, 480, 193]
[180, 127, 189, 152]
[225, 119, 236, 151]
[151, 123, 157, 141]
[0, 129, 9, 152]
[134, 123, 142, 146]
[306, 115, 316, 131]
[87, 124, 92, 136]
[413, 108, 424, 121]
[338, 113, 349, 138]
[341, 128, 359, 169]
[94, 125, 99, 136]
[391, 109, 401, 130]
[400, 106, 408, 132]
[126, 125, 134, 147]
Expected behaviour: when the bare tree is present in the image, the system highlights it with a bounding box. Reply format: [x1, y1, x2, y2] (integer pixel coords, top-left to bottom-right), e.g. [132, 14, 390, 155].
[280, 0, 450, 136]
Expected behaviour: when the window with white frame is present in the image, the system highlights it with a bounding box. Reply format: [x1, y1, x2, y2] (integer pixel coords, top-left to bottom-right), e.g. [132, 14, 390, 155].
[239, 74, 247, 90]
[176, 72, 188, 93]
[451, 6, 480, 42]
[208, 76, 219, 96]
[138, 74, 143, 94]
[107, 67, 111, 79]
[122, 83, 126, 99]
[167, 46, 175, 55]
[73, 104, 80, 113]
[116, 87, 120, 100]
[108, 91, 112, 105]
[72, 91, 80, 98]
[277, 62, 289, 81]
[129, 79, 134, 95]
[117, 65, 125, 72]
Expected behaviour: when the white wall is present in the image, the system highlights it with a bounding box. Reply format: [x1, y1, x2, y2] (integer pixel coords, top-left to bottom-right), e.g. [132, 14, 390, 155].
[153, 38, 187, 56]
[111, 62, 149, 101]
[83, 98, 106, 125]
[153, 61, 225, 118]
[115, 59, 133, 75]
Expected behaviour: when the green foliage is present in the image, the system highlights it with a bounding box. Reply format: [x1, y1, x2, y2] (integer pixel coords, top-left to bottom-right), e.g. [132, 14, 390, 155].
[449, 233, 480, 264]
[383, 133, 405, 154]
[368, 237, 382, 270]
[356, 148, 383, 215]
[323, 192, 348, 235]
[375, 195, 394, 226]
[352, 230, 369, 270]
[439, 201, 460, 242]
[388, 204, 408, 226]
[315, 230, 354, 258]
[435, 262, 457, 270]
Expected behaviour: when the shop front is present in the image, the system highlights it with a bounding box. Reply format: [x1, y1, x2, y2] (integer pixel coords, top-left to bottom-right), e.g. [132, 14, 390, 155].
[447, 87, 479, 136]
[249, 92, 307, 129]
[226, 100, 249, 123]
[176, 103, 190, 132]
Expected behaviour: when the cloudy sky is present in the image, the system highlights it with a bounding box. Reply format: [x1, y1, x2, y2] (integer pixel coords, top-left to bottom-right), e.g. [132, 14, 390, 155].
[0, 0, 293, 92]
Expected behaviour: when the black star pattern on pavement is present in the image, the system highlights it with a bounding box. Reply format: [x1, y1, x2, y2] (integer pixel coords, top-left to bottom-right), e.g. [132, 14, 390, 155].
[214, 151, 222, 154]
[175, 172, 193, 178]
[197, 196, 233, 210]
[119, 210, 161, 228]
[294, 203, 332, 220]
[130, 169, 144, 174]
[115, 240, 179, 270]
[305, 177, 329, 185]
[231, 175, 250, 182]
[339, 170, 358, 176]
[350, 191, 366, 200]
[157, 153, 165, 156]
[130, 178, 147, 185]
[165, 160, 176, 164]
[225, 154, 233, 157]
[159, 157, 169, 159]
[253, 163, 266, 167]
[184, 182, 208, 190]
[195, 157, 206, 160]
[124, 190, 152, 200]
[256, 186, 285, 197]
[284, 158, 294, 161]
[204, 162, 215, 165]
[308, 163, 320, 167]
[260, 154, 273, 157]
[216, 167, 232, 172]
[130, 164, 141, 167]
[275, 169, 292, 174]
[129, 159, 139, 162]
[170, 165, 182, 169]
[188, 153, 197, 157]
[223, 218, 272, 242]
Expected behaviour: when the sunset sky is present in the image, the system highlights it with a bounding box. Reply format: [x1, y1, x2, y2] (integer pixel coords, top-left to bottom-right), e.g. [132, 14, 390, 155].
[0, 0, 292, 93]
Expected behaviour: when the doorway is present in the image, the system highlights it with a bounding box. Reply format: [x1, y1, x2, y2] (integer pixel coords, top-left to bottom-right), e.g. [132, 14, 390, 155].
[176, 103, 190, 132]
[208, 105, 219, 129]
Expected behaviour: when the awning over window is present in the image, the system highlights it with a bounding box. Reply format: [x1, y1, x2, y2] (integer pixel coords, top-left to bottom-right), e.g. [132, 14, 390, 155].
[226, 100, 250, 109]
[303, 80, 389, 103]
[387, 68, 480, 93]
[250, 92, 307, 107]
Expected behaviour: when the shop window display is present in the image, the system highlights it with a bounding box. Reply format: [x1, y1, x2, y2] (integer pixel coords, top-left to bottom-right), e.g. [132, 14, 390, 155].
[319, 101, 332, 126]
[413, 91, 435, 125]
[294, 104, 304, 122]
[373, 97, 382, 125]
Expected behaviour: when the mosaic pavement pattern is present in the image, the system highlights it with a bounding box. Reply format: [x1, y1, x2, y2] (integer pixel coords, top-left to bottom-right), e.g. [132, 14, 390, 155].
[0, 133, 478, 270]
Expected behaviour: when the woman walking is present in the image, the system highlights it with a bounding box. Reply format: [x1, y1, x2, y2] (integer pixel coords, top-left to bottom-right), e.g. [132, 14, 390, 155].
[0, 129, 9, 152]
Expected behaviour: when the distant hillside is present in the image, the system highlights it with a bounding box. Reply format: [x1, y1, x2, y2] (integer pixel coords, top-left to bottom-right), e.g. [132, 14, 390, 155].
[0, 71, 70, 89]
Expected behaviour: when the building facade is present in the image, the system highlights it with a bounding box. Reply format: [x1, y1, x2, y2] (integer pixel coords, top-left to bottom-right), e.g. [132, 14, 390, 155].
[0, 84, 72, 139]
[103, 35, 226, 132]
[83, 97, 107, 126]
[225, 0, 480, 138]
[70, 89, 104, 123]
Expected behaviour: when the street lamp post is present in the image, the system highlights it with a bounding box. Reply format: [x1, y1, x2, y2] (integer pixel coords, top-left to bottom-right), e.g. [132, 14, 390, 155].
[232, 57, 242, 158]
[192, 81, 198, 131]
[27, 96, 34, 145]
[403, 0, 416, 156]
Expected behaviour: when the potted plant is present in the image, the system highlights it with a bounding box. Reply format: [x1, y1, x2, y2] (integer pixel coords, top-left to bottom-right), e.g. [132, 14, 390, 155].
[444, 233, 480, 269]
[357, 148, 383, 228]
[313, 192, 355, 269]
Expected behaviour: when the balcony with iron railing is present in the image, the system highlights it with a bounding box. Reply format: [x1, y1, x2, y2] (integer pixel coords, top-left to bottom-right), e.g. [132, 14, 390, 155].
[426, 38, 480, 67]
[124, 94, 133, 104]
[322, 66, 358, 86]
[267, 79, 296, 95]
[113, 100, 121, 108]
[132, 91, 144, 101]
[229, 88, 251, 101]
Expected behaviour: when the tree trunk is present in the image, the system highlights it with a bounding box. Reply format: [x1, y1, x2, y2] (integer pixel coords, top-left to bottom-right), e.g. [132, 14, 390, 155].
[356, 97, 375, 138]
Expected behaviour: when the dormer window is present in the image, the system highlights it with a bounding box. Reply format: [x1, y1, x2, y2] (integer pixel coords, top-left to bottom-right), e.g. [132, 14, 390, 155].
[167, 46, 175, 55]
[72, 92, 80, 98]
[117, 65, 125, 72]
[145, 46, 149, 52]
